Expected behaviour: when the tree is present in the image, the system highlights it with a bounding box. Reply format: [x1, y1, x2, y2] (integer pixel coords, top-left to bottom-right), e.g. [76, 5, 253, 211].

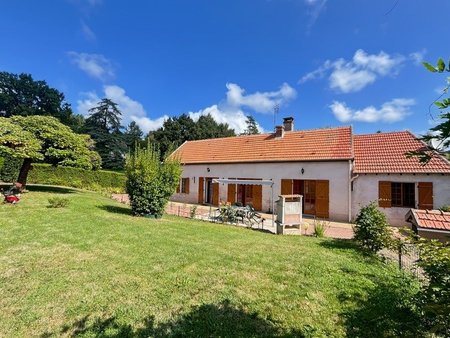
[0, 72, 84, 131]
[0, 116, 101, 186]
[125, 142, 181, 217]
[124, 121, 144, 152]
[241, 115, 260, 135]
[408, 58, 450, 163]
[85, 98, 127, 169]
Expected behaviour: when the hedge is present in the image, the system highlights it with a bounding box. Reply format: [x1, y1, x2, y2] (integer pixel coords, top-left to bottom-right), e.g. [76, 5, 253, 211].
[27, 163, 126, 193]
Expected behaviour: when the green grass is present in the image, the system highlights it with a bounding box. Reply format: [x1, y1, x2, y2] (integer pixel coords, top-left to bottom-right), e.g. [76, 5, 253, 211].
[0, 186, 420, 337]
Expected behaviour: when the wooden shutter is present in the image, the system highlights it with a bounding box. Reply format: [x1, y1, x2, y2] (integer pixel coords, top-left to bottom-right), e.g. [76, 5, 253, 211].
[212, 182, 219, 206]
[281, 179, 293, 195]
[185, 178, 190, 194]
[418, 182, 433, 210]
[378, 181, 392, 208]
[198, 177, 204, 203]
[315, 180, 329, 218]
[253, 184, 262, 211]
[227, 184, 236, 204]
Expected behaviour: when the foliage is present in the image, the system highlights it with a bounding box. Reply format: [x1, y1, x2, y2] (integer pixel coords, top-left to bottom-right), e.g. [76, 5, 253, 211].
[217, 202, 237, 223]
[354, 202, 391, 253]
[407, 58, 450, 163]
[85, 98, 127, 170]
[125, 142, 181, 217]
[190, 205, 197, 219]
[124, 121, 144, 152]
[0, 71, 84, 131]
[148, 113, 235, 158]
[48, 196, 70, 208]
[412, 237, 450, 335]
[438, 205, 450, 212]
[0, 186, 420, 337]
[0, 116, 101, 185]
[241, 115, 260, 135]
[313, 219, 328, 237]
[0, 155, 22, 182]
[28, 163, 126, 193]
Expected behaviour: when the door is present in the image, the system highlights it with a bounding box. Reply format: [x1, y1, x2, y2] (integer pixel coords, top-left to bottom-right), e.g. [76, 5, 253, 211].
[198, 177, 204, 204]
[227, 183, 236, 204]
[303, 180, 316, 215]
[315, 180, 329, 218]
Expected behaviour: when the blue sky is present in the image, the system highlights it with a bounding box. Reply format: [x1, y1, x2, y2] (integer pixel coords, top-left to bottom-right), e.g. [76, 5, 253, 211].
[1, 0, 448, 135]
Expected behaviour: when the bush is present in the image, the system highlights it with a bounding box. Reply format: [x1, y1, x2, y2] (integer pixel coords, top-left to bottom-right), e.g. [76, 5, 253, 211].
[438, 205, 450, 212]
[190, 205, 197, 219]
[0, 155, 22, 183]
[413, 238, 450, 335]
[126, 143, 181, 217]
[27, 164, 126, 193]
[354, 202, 391, 253]
[313, 219, 328, 237]
[48, 196, 69, 208]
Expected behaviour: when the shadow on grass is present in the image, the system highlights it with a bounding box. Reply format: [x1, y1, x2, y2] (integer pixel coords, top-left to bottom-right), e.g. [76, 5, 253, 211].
[98, 204, 133, 216]
[25, 185, 77, 194]
[318, 238, 359, 251]
[340, 275, 422, 337]
[40, 300, 305, 337]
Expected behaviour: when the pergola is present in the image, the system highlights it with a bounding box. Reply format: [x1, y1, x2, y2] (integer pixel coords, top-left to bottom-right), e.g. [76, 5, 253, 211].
[212, 178, 275, 227]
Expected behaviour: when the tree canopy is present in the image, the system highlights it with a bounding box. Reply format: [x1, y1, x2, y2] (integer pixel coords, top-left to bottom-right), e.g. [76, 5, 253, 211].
[242, 115, 260, 135]
[85, 98, 127, 169]
[124, 121, 144, 152]
[148, 113, 235, 157]
[0, 116, 101, 186]
[409, 58, 450, 163]
[0, 72, 84, 131]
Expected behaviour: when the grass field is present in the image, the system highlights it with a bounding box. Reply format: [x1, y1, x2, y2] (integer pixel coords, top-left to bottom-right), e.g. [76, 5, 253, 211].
[0, 186, 420, 337]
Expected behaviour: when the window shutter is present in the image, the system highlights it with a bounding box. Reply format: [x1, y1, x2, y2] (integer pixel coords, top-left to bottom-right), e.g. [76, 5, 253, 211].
[281, 179, 293, 195]
[378, 181, 392, 208]
[418, 182, 433, 210]
[316, 180, 329, 218]
[198, 177, 204, 203]
[185, 178, 190, 194]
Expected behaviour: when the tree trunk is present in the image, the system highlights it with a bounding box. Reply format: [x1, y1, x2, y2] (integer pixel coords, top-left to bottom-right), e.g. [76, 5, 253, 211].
[17, 158, 32, 188]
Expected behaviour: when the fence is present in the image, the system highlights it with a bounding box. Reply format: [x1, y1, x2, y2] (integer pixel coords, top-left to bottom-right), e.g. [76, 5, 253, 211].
[380, 243, 422, 278]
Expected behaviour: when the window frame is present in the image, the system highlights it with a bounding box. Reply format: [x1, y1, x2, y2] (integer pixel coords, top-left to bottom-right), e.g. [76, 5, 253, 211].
[391, 182, 415, 208]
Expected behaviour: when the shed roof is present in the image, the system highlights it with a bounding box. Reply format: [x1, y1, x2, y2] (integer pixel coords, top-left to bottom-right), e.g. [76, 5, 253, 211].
[405, 209, 450, 232]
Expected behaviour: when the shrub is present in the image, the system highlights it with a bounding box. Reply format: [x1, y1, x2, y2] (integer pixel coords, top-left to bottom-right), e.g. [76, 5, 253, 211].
[190, 205, 197, 219]
[0, 155, 22, 183]
[125, 143, 181, 217]
[413, 238, 450, 335]
[313, 219, 328, 237]
[27, 164, 126, 193]
[438, 205, 450, 212]
[48, 196, 69, 208]
[354, 202, 391, 253]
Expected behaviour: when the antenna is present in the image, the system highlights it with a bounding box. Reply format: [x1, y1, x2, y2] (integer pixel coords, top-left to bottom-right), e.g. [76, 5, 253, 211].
[273, 104, 279, 131]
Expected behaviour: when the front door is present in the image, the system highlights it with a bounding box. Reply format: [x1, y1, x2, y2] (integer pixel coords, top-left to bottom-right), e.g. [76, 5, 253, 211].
[282, 179, 329, 218]
[201, 177, 219, 206]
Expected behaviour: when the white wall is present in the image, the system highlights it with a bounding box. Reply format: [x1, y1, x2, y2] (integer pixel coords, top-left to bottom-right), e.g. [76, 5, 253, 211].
[352, 174, 450, 226]
[171, 161, 351, 221]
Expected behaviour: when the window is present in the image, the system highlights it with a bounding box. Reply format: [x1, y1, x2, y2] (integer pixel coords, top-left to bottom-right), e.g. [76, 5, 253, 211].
[391, 182, 415, 208]
[179, 178, 190, 194]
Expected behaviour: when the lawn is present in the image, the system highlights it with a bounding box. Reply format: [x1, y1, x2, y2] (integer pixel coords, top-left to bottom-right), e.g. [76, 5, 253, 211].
[0, 186, 420, 337]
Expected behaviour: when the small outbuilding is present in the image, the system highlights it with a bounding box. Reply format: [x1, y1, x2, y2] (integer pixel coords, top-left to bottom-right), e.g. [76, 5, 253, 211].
[405, 209, 450, 242]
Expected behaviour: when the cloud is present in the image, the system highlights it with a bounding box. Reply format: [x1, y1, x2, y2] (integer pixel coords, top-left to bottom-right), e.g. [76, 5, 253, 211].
[300, 49, 405, 93]
[409, 49, 427, 65]
[329, 98, 415, 123]
[304, 0, 327, 32]
[68, 52, 115, 81]
[186, 82, 296, 133]
[76, 85, 167, 133]
[81, 20, 96, 41]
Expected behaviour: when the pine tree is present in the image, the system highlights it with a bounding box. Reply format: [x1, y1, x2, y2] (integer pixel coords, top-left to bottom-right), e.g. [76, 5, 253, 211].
[242, 115, 260, 135]
[124, 121, 144, 152]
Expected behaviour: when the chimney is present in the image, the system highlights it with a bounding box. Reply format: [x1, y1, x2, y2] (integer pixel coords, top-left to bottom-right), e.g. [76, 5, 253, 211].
[283, 117, 294, 132]
[275, 125, 285, 138]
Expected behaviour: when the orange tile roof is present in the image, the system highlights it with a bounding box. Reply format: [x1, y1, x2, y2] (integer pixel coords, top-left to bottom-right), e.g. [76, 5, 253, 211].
[354, 131, 450, 173]
[407, 209, 450, 232]
[172, 126, 353, 164]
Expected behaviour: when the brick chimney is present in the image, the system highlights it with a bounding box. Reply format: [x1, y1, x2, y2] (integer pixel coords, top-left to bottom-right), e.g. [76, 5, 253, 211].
[283, 117, 294, 132]
[275, 125, 285, 138]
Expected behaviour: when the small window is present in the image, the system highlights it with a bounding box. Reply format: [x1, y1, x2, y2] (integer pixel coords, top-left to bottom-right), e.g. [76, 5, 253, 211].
[180, 177, 190, 194]
[391, 182, 415, 208]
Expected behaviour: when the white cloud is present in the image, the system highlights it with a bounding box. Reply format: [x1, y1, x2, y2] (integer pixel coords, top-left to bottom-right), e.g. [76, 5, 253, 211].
[329, 98, 415, 123]
[76, 85, 166, 133]
[81, 20, 96, 41]
[300, 49, 405, 93]
[410, 49, 427, 65]
[68, 52, 115, 81]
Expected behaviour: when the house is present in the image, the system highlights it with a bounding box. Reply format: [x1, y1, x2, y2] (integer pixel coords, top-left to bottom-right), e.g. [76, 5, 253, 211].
[405, 209, 450, 242]
[170, 117, 450, 226]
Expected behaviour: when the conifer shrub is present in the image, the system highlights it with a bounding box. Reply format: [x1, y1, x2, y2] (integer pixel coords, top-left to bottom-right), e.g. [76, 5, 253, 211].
[354, 202, 391, 253]
[125, 143, 181, 217]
